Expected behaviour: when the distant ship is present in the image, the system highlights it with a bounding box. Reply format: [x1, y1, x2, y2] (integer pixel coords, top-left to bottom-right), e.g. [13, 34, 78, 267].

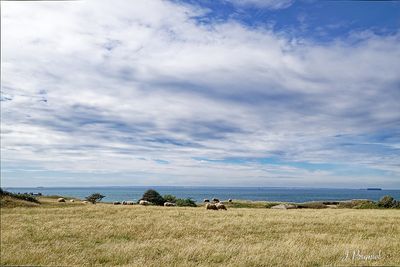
[366, 188, 382, 191]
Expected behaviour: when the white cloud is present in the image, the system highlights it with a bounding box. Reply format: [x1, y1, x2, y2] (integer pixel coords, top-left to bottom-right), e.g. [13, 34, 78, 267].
[1, 0, 399, 187]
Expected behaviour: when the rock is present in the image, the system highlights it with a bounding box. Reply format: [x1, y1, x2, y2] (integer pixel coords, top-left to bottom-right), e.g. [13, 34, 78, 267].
[271, 204, 297, 209]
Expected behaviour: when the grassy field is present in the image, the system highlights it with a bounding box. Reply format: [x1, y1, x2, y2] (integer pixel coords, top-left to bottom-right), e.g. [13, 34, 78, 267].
[1, 198, 400, 266]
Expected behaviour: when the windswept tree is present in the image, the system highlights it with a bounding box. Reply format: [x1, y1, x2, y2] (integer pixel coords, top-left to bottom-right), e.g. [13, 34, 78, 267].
[85, 193, 105, 204]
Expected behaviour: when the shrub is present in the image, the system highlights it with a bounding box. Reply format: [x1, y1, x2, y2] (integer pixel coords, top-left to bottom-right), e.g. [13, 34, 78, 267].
[338, 200, 375, 209]
[378, 195, 396, 208]
[0, 188, 39, 203]
[175, 198, 197, 207]
[13, 194, 39, 203]
[354, 201, 379, 209]
[85, 193, 105, 204]
[14, 194, 40, 203]
[163, 194, 177, 203]
[337, 201, 355, 209]
[224, 201, 278, 209]
[141, 189, 165, 206]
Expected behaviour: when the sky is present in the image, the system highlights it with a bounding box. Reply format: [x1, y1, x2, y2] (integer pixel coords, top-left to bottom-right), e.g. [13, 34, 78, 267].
[1, 0, 400, 188]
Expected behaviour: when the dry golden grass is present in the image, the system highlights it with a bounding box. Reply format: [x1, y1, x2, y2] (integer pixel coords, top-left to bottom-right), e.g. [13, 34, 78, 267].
[1, 198, 399, 266]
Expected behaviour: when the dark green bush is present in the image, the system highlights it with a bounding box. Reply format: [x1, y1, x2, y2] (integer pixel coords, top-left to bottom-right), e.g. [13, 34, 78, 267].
[225, 201, 278, 209]
[0, 188, 39, 203]
[378, 195, 396, 208]
[163, 194, 196, 207]
[85, 193, 105, 204]
[13, 194, 39, 203]
[163, 194, 177, 203]
[175, 198, 197, 207]
[353, 201, 379, 209]
[338, 200, 374, 209]
[141, 189, 165, 206]
[337, 198, 400, 209]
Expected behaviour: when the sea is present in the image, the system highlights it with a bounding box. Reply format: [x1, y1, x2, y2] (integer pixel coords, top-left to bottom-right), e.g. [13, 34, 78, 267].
[4, 186, 400, 203]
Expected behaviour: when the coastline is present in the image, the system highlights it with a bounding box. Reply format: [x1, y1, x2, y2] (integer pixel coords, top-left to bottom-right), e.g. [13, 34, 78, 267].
[4, 186, 400, 203]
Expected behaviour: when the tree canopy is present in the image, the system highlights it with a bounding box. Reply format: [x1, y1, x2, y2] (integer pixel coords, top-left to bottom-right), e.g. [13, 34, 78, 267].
[141, 189, 165, 205]
[85, 193, 105, 204]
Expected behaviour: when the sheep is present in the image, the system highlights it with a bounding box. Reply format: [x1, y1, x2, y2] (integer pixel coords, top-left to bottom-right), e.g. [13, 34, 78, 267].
[57, 198, 66, 203]
[70, 199, 75, 203]
[82, 201, 89, 204]
[164, 202, 177, 207]
[216, 203, 227, 210]
[126, 201, 134, 205]
[113, 201, 121, 205]
[212, 198, 220, 203]
[228, 199, 233, 203]
[122, 201, 127, 205]
[205, 203, 218, 210]
[203, 199, 210, 203]
[139, 200, 150, 205]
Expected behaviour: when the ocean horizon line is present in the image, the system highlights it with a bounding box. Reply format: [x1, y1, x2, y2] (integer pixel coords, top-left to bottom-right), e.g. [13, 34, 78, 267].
[3, 185, 399, 190]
